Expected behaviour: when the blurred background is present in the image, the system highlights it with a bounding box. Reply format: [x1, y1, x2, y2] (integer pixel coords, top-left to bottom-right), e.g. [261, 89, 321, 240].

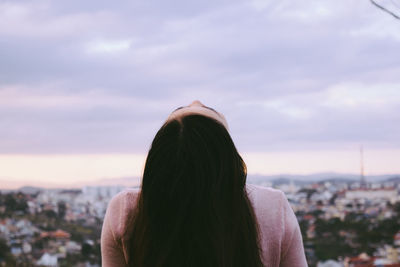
[0, 0, 399, 266]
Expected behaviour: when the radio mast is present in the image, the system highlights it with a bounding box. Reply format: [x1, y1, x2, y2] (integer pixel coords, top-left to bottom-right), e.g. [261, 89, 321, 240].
[360, 145, 367, 188]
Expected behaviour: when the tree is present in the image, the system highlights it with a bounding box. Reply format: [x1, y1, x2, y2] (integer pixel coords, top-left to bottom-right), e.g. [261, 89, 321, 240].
[58, 201, 67, 219]
[4, 193, 28, 214]
[0, 238, 16, 265]
[82, 242, 93, 258]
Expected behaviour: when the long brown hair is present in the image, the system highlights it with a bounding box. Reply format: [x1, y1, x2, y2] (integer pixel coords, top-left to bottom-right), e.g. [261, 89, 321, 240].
[128, 114, 263, 267]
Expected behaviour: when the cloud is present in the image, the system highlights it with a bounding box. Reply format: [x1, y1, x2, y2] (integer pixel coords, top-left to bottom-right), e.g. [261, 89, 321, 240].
[0, 0, 399, 156]
[0, 2, 119, 39]
[85, 39, 133, 54]
[229, 81, 400, 152]
[323, 82, 400, 109]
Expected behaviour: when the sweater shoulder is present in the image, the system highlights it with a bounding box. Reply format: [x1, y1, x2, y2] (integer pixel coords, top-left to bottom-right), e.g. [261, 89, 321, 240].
[246, 183, 286, 209]
[246, 184, 292, 265]
[246, 183, 287, 232]
[105, 188, 140, 240]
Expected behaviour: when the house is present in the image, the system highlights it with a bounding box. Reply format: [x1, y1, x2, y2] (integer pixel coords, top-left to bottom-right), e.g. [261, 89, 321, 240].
[36, 253, 58, 266]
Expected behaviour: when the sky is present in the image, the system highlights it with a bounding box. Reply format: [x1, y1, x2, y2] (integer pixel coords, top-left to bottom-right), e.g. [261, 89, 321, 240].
[0, 0, 400, 188]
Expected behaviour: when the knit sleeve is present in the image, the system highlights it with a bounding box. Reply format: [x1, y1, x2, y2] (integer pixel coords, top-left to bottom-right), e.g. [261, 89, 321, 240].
[101, 194, 128, 267]
[280, 193, 308, 267]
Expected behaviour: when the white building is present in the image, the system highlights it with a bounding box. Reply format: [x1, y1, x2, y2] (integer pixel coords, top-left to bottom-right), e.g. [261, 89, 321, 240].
[345, 188, 398, 203]
[37, 253, 58, 267]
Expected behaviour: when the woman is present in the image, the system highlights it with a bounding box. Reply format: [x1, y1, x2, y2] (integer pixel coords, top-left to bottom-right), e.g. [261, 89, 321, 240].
[101, 101, 308, 267]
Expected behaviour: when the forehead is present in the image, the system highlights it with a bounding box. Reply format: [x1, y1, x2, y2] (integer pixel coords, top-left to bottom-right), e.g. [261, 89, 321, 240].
[167, 106, 229, 130]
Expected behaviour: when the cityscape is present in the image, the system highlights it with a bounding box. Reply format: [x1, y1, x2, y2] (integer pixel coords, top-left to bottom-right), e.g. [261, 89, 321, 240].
[1, 173, 400, 267]
[1, 0, 399, 266]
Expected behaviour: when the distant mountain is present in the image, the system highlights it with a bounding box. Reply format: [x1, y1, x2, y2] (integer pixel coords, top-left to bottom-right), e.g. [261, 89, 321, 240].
[18, 186, 43, 194]
[385, 176, 400, 183]
[315, 177, 358, 184]
[85, 176, 141, 187]
[1, 173, 399, 192]
[247, 173, 400, 185]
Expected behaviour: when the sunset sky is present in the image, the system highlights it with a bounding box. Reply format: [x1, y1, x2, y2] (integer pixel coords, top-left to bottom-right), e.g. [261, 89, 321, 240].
[1, 0, 400, 188]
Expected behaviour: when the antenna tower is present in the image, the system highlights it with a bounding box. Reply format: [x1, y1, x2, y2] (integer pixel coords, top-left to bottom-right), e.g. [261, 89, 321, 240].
[360, 145, 367, 188]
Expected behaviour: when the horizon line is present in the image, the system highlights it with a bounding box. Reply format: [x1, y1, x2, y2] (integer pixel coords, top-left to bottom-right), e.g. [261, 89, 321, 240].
[1, 172, 399, 190]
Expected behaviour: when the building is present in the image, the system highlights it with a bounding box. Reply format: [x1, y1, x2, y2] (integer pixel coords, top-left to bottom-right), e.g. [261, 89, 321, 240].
[345, 188, 398, 203]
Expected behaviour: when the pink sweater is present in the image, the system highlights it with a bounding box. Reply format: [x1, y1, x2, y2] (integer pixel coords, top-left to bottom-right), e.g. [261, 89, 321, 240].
[101, 184, 308, 267]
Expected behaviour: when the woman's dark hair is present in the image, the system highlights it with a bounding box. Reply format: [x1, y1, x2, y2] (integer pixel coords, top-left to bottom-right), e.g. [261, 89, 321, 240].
[128, 114, 263, 267]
